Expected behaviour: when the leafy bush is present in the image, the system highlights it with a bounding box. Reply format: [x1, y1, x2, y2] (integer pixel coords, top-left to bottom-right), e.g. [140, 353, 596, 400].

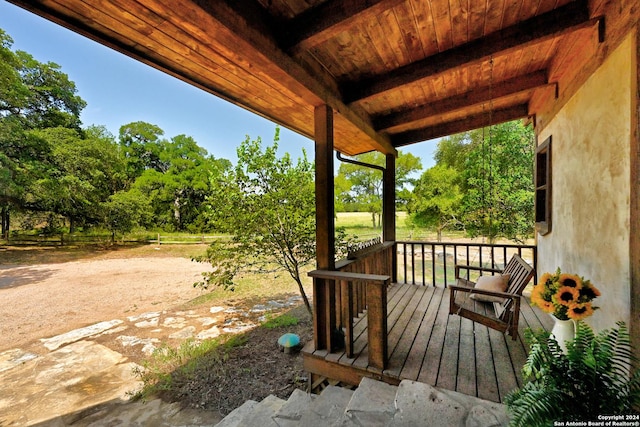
[506, 321, 640, 426]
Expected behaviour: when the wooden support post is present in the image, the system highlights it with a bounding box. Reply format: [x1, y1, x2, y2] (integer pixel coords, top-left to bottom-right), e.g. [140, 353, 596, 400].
[314, 104, 336, 351]
[383, 153, 397, 282]
[367, 279, 389, 371]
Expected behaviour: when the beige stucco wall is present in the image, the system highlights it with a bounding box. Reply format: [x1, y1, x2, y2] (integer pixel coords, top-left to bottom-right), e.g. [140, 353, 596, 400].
[537, 33, 633, 331]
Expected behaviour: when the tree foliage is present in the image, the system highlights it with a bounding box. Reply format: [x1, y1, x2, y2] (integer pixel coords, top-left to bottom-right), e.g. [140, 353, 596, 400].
[197, 129, 316, 314]
[336, 151, 422, 227]
[417, 121, 535, 243]
[0, 28, 87, 236]
[460, 121, 535, 242]
[407, 165, 462, 241]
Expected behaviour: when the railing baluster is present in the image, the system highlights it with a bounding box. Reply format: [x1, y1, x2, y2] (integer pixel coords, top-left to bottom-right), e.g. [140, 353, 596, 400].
[431, 243, 436, 287]
[411, 243, 416, 285]
[420, 243, 427, 286]
[403, 242, 408, 284]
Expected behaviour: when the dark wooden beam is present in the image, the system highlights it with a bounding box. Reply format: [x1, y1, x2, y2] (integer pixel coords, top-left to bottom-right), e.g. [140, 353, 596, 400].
[392, 104, 530, 147]
[282, 0, 405, 54]
[315, 105, 336, 271]
[314, 104, 336, 351]
[344, 0, 595, 103]
[383, 153, 397, 282]
[375, 70, 549, 131]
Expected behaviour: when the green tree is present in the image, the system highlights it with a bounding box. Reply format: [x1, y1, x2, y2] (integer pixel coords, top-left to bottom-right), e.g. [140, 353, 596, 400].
[131, 133, 230, 231]
[103, 189, 150, 242]
[336, 151, 422, 227]
[0, 28, 86, 236]
[461, 121, 535, 242]
[118, 121, 166, 181]
[27, 126, 125, 232]
[408, 165, 463, 241]
[425, 121, 535, 242]
[197, 129, 316, 314]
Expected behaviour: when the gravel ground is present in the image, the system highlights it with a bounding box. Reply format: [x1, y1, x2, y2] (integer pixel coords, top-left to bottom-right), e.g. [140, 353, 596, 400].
[0, 254, 212, 352]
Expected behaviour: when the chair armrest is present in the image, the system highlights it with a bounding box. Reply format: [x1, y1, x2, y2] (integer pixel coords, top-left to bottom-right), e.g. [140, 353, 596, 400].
[448, 284, 521, 301]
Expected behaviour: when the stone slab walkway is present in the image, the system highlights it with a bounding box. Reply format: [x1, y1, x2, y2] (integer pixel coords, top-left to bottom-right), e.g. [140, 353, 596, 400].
[0, 296, 302, 426]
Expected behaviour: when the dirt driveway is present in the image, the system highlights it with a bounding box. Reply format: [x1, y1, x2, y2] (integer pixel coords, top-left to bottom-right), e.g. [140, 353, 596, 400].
[0, 249, 212, 352]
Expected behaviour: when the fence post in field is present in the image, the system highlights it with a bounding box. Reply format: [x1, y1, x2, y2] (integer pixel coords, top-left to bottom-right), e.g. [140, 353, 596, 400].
[157, 233, 161, 246]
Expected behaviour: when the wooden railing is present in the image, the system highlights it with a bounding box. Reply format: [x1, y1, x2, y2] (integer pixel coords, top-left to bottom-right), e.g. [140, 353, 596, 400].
[308, 241, 395, 371]
[396, 241, 537, 287]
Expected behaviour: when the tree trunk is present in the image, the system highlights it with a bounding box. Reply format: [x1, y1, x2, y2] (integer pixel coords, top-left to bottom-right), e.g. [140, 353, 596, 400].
[294, 276, 312, 316]
[174, 196, 181, 229]
[437, 227, 443, 242]
[1, 206, 9, 240]
[69, 217, 75, 234]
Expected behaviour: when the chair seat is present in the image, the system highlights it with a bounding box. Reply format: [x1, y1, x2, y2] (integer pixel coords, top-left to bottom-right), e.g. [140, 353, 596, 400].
[452, 279, 499, 321]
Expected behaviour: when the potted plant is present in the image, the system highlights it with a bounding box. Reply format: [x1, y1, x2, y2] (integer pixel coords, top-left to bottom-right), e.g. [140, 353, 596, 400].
[506, 321, 640, 426]
[530, 268, 600, 352]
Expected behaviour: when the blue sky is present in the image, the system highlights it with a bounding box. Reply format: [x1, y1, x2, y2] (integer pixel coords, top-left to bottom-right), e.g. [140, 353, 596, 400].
[0, 1, 437, 168]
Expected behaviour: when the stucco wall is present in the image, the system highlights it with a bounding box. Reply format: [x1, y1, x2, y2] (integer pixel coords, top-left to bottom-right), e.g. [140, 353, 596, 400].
[537, 33, 633, 331]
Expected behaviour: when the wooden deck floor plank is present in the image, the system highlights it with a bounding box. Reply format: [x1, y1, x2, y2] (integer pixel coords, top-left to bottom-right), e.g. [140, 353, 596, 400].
[385, 285, 435, 378]
[473, 302, 501, 402]
[433, 291, 460, 391]
[386, 285, 429, 361]
[417, 287, 452, 385]
[351, 285, 419, 370]
[398, 286, 445, 380]
[456, 315, 477, 397]
[488, 327, 520, 400]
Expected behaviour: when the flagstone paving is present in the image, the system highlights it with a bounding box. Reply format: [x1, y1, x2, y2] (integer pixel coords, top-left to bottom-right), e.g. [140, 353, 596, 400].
[0, 295, 303, 426]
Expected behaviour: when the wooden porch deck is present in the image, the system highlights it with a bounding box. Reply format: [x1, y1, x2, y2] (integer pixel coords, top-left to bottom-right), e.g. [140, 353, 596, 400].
[302, 282, 553, 403]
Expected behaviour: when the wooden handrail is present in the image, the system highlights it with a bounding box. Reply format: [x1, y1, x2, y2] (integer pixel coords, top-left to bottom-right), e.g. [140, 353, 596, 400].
[308, 269, 390, 283]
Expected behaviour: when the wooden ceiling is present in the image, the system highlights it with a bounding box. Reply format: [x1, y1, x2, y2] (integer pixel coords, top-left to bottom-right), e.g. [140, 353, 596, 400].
[9, 0, 628, 156]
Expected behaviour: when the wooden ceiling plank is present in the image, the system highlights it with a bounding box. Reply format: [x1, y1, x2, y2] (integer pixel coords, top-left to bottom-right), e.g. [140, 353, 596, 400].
[344, 0, 594, 103]
[395, 1, 426, 64]
[408, 0, 439, 58]
[430, 0, 455, 52]
[484, 0, 506, 36]
[500, 0, 523, 28]
[172, 0, 396, 155]
[391, 103, 530, 146]
[467, 0, 486, 41]
[364, 13, 401, 73]
[375, 69, 548, 130]
[283, 0, 406, 54]
[449, 0, 470, 47]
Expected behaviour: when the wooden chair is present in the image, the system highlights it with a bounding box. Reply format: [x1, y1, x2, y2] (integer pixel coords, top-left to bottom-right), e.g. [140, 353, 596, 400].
[448, 254, 534, 340]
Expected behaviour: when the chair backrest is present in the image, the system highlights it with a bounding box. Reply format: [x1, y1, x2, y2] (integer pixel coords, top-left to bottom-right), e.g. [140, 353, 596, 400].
[494, 254, 535, 320]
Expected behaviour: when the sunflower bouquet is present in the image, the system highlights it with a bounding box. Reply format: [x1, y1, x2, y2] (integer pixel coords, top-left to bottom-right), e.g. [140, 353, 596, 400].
[530, 268, 601, 320]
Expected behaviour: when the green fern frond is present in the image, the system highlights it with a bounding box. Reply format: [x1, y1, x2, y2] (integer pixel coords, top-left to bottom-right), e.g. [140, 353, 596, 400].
[508, 322, 640, 423]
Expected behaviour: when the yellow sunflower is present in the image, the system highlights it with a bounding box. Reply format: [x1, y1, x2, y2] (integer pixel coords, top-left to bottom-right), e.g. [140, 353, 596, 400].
[554, 286, 580, 306]
[531, 285, 554, 313]
[539, 272, 553, 285]
[558, 273, 582, 288]
[567, 302, 594, 320]
[581, 281, 601, 299]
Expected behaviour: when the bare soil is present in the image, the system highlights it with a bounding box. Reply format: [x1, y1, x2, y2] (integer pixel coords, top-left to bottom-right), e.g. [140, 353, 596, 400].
[0, 244, 312, 418]
[159, 304, 312, 417]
